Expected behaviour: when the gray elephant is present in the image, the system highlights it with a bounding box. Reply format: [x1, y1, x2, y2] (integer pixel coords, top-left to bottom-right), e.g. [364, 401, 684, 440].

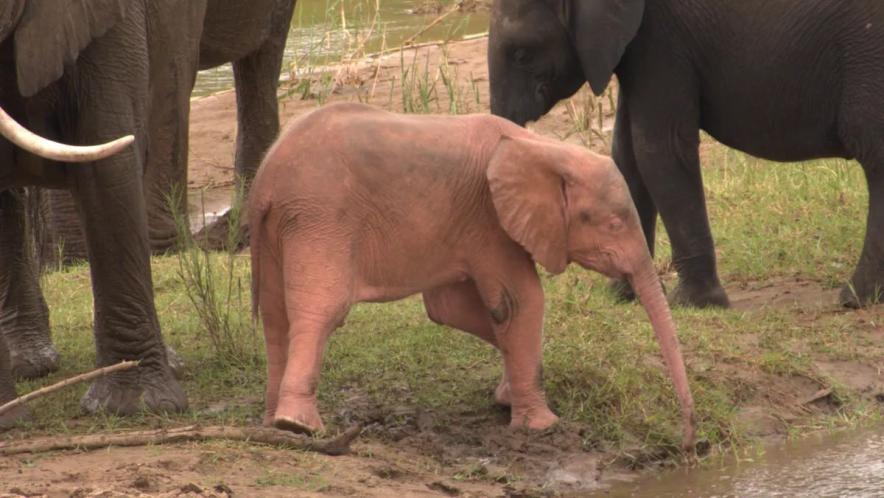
[147, 0, 299, 251]
[3, 0, 297, 383]
[487, 0, 884, 308]
[0, 0, 207, 428]
[44, 0, 298, 260]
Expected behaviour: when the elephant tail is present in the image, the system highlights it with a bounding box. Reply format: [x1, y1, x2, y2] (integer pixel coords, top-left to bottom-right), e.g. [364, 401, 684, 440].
[249, 194, 271, 324]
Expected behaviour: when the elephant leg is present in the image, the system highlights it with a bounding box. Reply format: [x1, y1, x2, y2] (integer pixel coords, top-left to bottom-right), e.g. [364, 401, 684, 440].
[626, 74, 729, 309]
[256, 239, 289, 426]
[196, 14, 292, 251]
[0, 189, 59, 380]
[609, 91, 658, 303]
[143, 0, 207, 253]
[841, 152, 884, 307]
[272, 242, 350, 435]
[474, 257, 557, 430]
[45, 190, 89, 264]
[0, 334, 30, 430]
[423, 280, 511, 406]
[62, 3, 186, 415]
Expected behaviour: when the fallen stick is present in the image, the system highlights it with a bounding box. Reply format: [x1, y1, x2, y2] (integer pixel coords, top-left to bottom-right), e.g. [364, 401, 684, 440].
[0, 424, 362, 457]
[0, 360, 139, 417]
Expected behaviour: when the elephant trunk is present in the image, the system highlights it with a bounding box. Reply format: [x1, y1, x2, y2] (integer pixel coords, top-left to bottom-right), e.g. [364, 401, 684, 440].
[0, 105, 134, 163]
[628, 255, 697, 451]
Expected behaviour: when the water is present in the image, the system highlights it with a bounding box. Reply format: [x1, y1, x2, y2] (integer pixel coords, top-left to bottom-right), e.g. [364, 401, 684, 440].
[193, 0, 490, 97]
[602, 427, 884, 497]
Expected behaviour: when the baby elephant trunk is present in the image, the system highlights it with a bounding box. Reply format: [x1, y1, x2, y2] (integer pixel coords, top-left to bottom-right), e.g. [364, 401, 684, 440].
[0, 105, 134, 163]
[628, 255, 697, 451]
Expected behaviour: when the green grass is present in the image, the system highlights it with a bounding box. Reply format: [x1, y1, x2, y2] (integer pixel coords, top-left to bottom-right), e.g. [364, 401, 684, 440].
[8, 139, 883, 466]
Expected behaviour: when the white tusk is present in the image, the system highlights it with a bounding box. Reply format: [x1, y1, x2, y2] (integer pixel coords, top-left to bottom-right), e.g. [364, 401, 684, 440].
[0, 105, 134, 163]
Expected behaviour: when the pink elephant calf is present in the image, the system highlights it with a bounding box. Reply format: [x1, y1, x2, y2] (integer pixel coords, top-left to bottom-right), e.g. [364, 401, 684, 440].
[248, 102, 696, 449]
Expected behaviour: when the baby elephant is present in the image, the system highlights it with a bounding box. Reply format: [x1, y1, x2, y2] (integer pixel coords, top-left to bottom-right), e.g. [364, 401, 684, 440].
[249, 103, 696, 449]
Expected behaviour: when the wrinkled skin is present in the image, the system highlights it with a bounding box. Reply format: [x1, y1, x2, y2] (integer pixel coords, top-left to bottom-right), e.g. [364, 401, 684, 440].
[0, 0, 200, 429]
[488, 0, 884, 308]
[250, 103, 696, 450]
[3, 0, 297, 387]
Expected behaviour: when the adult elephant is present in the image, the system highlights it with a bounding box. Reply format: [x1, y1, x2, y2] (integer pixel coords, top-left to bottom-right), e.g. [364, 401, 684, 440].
[146, 0, 298, 252]
[487, 0, 884, 308]
[3, 0, 297, 383]
[0, 0, 206, 427]
[41, 0, 298, 261]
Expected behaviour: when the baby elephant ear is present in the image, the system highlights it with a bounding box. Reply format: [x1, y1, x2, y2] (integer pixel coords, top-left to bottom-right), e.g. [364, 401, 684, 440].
[487, 136, 569, 275]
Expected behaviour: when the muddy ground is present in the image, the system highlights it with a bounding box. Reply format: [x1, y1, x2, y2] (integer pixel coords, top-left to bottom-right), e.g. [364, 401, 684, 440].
[3, 36, 884, 497]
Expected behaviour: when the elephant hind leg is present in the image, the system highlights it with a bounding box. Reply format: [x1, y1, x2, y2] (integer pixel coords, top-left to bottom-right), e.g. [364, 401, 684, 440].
[272, 241, 352, 435]
[256, 238, 289, 426]
[423, 281, 511, 407]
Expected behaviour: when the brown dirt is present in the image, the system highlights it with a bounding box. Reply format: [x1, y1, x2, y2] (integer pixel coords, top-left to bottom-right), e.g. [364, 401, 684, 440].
[4, 37, 883, 498]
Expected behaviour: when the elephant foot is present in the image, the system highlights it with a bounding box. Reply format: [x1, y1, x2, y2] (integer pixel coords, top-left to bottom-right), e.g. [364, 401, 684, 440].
[668, 280, 730, 309]
[839, 278, 884, 309]
[194, 211, 249, 253]
[608, 278, 637, 303]
[9, 341, 59, 380]
[0, 404, 30, 431]
[509, 403, 559, 431]
[494, 377, 512, 407]
[273, 403, 324, 435]
[80, 361, 188, 416]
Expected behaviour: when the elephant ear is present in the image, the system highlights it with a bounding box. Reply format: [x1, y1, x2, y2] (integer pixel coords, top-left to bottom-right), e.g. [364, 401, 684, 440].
[487, 135, 570, 275]
[14, 0, 130, 97]
[567, 0, 645, 96]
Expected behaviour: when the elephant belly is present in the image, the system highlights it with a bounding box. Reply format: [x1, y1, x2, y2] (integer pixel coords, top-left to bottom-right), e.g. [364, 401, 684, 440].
[698, 92, 847, 163]
[354, 264, 470, 304]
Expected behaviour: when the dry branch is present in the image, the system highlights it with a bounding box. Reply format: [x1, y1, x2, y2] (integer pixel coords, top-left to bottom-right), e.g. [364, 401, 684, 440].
[0, 360, 139, 417]
[0, 424, 362, 457]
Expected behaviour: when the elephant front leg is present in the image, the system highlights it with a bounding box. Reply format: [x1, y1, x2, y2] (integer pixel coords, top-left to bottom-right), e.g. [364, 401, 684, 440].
[475, 265, 557, 430]
[143, 0, 207, 253]
[194, 28, 291, 251]
[0, 189, 59, 380]
[627, 75, 729, 309]
[609, 94, 659, 303]
[842, 160, 884, 307]
[423, 280, 512, 407]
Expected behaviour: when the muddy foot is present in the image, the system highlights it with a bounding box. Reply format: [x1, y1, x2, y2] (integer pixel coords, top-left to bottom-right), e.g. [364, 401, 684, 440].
[839, 280, 884, 309]
[273, 415, 324, 435]
[9, 342, 59, 380]
[80, 362, 187, 415]
[668, 280, 730, 309]
[194, 211, 249, 252]
[510, 405, 559, 430]
[273, 403, 324, 435]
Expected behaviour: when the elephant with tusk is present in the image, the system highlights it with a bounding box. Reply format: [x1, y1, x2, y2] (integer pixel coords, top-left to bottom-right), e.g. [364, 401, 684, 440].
[0, 0, 207, 430]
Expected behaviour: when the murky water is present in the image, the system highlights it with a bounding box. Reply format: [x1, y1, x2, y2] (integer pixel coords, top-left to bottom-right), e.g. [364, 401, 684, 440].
[193, 0, 489, 97]
[601, 426, 884, 497]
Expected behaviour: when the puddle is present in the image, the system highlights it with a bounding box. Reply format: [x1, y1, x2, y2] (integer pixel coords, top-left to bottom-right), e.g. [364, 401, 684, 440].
[600, 426, 884, 497]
